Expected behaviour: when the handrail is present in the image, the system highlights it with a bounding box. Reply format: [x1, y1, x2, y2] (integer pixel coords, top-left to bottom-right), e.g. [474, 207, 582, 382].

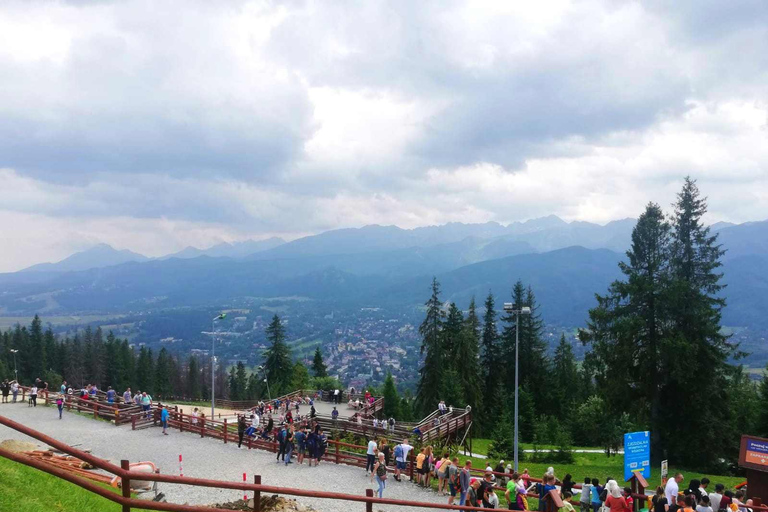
[0, 413, 503, 512]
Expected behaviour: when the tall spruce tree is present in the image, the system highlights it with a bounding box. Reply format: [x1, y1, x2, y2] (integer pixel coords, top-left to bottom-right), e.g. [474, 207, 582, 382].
[443, 303, 465, 368]
[582, 202, 673, 461]
[312, 347, 328, 377]
[457, 298, 482, 413]
[263, 315, 293, 395]
[136, 347, 154, 393]
[416, 277, 446, 416]
[480, 291, 500, 429]
[552, 334, 580, 419]
[501, 281, 549, 433]
[154, 347, 172, 397]
[665, 177, 734, 466]
[759, 365, 768, 437]
[187, 356, 201, 399]
[382, 371, 401, 418]
[28, 315, 45, 380]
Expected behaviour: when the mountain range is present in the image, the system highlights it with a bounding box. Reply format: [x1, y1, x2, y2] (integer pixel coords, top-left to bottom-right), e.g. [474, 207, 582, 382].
[2, 216, 767, 331]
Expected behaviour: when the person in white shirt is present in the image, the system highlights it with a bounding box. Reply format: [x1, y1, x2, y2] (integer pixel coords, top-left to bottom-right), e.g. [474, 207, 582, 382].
[366, 438, 378, 475]
[665, 473, 684, 506]
[394, 438, 413, 482]
[709, 483, 724, 512]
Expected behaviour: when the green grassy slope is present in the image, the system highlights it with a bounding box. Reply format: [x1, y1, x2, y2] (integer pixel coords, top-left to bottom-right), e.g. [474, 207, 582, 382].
[0, 456, 143, 512]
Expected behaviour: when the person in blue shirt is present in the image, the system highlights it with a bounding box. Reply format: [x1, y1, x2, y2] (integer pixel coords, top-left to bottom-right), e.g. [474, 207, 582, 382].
[591, 478, 603, 512]
[295, 427, 307, 464]
[106, 386, 116, 404]
[161, 406, 170, 435]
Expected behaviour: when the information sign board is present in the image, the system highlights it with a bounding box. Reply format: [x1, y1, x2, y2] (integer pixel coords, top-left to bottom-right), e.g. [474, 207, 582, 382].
[624, 431, 651, 482]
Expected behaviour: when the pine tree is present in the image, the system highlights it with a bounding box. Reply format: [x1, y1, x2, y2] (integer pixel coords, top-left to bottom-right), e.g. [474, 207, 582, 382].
[312, 347, 328, 377]
[759, 365, 768, 437]
[415, 277, 446, 416]
[136, 347, 154, 393]
[457, 298, 482, 413]
[382, 371, 401, 418]
[228, 366, 238, 400]
[666, 177, 734, 467]
[118, 340, 135, 392]
[501, 281, 549, 427]
[246, 373, 260, 400]
[480, 291, 500, 428]
[263, 315, 293, 395]
[583, 202, 674, 460]
[290, 361, 310, 391]
[43, 326, 56, 376]
[28, 315, 45, 381]
[154, 348, 172, 397]
[235, 361, 248, 400]
[187, 356, 201, 399]
[552, 334, 579, 419]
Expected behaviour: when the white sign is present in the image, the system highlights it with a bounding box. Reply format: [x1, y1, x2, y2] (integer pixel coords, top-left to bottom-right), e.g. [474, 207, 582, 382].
[661, 460, 668, 482]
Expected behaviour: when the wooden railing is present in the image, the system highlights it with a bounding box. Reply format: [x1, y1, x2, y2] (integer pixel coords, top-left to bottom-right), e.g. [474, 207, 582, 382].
[0, 414, 520, 512]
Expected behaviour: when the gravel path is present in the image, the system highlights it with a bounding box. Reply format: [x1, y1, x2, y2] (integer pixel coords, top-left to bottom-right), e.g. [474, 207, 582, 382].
[0, 403, 451, 512]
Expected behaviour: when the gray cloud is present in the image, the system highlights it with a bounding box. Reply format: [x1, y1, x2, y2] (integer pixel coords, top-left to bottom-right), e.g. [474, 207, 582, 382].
[0, 0, 767, 271]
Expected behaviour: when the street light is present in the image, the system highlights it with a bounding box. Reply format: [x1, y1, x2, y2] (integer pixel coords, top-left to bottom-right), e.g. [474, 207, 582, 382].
[257, 365, 271, 401]
[210, 313, 226, 419]
[9, 349, 18, 382]
[503, 303, 531, 472]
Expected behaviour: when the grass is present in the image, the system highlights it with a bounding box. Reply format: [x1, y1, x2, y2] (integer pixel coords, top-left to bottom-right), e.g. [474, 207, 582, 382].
[0, 456, 144, 512]
[454, 440, 745, 490]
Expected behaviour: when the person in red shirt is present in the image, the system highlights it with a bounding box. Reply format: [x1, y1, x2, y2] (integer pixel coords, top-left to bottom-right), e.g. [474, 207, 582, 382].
[605, 480, 630, 512]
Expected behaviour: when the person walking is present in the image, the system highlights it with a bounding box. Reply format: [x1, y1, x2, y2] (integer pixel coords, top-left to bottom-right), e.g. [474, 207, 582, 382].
[459, 460, 471, 506]
[366, 437, 378, 475]
[284, 426, 295, 465]
[29, 384, 38, 407]
[237, 415, 247, 448]
[11, 381, 19, 403]
[666, 474, 684, 507]
[276, 424, 288, 463]
[60, 380, 67, 395]
[1, 380, 9, 403]
[380, 438, 391, 467]
[56, 394, 64, 419]
[122, 388, 132, 404]
[160, 406, 170, 435]
[371, 452, 388, 498]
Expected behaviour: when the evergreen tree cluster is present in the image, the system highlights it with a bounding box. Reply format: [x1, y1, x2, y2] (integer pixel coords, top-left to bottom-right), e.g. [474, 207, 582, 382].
[414, 178, 768, 468]
[0, 312, 329, 404]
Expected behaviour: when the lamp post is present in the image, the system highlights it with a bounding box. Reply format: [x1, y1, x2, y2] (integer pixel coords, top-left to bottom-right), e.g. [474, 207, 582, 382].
[503, 303, 531, 472]
[257, 365, 271, 401]
[9, 349, 18, 382]
[210, 313, 226, 419]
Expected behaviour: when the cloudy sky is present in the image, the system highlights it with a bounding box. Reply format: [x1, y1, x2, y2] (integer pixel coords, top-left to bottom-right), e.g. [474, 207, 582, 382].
[1, 0, 767, 272]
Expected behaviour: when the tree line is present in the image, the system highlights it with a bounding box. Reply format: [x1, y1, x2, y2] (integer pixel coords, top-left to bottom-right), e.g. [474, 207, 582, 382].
[415, 178, 768, 469]
[0, 314, 338, 404]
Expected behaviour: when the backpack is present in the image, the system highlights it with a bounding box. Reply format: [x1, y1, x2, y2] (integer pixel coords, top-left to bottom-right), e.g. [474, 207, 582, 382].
[394, 444, 404, 459]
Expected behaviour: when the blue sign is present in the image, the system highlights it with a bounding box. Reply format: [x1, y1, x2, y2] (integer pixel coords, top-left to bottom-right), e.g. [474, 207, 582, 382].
[624, 431, 651, 482]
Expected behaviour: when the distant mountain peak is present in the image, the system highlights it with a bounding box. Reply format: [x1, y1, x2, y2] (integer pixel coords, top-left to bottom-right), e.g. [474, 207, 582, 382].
[22, 243, 149, 272]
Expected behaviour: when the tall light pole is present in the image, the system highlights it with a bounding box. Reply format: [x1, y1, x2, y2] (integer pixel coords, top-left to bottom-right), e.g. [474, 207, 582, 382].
[9, 349, 18, 382]
[210, 313, 226, 419]
[503, 303, 531, 472]
[257, 365, 271, 401]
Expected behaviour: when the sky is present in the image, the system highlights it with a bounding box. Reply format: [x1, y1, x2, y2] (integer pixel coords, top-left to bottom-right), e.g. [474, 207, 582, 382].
[1, 0, 767, 272]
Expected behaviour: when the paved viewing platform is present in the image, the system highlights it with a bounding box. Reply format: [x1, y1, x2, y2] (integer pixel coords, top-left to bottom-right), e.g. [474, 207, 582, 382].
[0, 402, 449, 512]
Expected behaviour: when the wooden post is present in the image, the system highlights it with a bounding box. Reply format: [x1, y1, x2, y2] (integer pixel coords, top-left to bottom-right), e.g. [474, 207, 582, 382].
[131, 414, 136, 430]
[121, 459, 131, 512]
[94, 403, 99, 419]
[628, 473, 649, 512]
[179, 412, 183, 433]
[409, 451, 414, 481]
[254, 475, 261, 512]
[365, 488, 374, 512]
[224, 419, 228, 444]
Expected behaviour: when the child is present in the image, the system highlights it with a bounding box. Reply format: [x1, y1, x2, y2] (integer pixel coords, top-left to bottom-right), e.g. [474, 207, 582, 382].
[624, 487, 634, 511]
[591, 478, 603, 512]
[56, 394, 64, 419]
